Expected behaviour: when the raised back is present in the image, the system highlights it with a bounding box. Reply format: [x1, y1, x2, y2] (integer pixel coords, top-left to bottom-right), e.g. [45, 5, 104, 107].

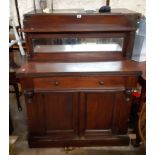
[23, 9, 140, 62]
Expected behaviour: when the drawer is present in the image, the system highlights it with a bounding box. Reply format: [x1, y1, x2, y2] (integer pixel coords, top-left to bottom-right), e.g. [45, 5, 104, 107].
[33, 76, 126, 90]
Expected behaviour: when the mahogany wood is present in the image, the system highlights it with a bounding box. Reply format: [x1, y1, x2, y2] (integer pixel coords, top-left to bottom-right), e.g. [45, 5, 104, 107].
[23, 10, 139, 32]
[28, 136, 130, 148]
[22, 9, 140, 61]
[17, 9, 142, 147]
[33, 76, 126, 90]
[17, 60, 142, 77]
[28, 52, 124, 62]
[17, 61, 142, 147]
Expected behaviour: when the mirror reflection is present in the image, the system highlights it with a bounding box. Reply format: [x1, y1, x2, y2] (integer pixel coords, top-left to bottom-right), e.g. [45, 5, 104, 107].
[33, 37, 124, 53]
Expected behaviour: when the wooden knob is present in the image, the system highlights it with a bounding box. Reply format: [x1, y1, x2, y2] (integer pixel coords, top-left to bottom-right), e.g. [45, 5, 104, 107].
[54, 81, 59, 86]
[99, 80, 104, 85]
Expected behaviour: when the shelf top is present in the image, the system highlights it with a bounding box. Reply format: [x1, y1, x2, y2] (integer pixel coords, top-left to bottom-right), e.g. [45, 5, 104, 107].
[24, 8, 140, 16]
[17, 60, 143, 78]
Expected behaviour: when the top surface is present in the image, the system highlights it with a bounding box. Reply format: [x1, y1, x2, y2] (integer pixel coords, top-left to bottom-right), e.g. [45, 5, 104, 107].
[16, 60, 143, 78]
[24, 8, 140, 16]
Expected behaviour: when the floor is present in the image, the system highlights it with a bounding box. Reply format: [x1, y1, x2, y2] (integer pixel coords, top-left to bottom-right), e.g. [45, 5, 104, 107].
[9, 52, 146, 155]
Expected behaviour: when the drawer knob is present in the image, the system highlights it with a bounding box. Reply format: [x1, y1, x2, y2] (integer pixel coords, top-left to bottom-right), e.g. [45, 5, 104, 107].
[99, 80, 104, 85]
[54, 81, 59, 86]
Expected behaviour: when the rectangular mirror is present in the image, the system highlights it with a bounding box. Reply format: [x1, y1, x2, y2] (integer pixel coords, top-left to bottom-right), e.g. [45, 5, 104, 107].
[32, 37, 124, 53]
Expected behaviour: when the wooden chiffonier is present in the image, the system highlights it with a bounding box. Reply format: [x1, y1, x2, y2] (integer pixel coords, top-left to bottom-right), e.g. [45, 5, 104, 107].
[17, 9, 142, 147]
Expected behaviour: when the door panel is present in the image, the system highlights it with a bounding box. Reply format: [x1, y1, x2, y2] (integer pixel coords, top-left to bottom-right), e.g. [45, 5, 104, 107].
[44, 93, 74, 130]
[80, 90, 130, 138]
[26, 92, 78, 138]
[26, 90, 131, 140]
[86, 93, 114, 130]
[43, 92, 78, 138]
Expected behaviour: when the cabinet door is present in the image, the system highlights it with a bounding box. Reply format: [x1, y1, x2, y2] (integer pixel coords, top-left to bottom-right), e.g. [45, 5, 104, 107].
[79, 91, 131, 138]
[26, 92, 78, 139]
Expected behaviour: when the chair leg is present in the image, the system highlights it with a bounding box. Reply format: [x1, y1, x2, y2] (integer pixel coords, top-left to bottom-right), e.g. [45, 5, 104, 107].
[13, 84, 22, 111]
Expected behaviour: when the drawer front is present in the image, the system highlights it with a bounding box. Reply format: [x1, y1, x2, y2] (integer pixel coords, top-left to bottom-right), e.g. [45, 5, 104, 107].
[33, 76, 126, 90]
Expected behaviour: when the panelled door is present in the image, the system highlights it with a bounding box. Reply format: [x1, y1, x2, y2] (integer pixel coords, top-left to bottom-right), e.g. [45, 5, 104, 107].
[26, 90, 131, 139]
[79, 90, 132, 138]
[26, 92, 78, 139]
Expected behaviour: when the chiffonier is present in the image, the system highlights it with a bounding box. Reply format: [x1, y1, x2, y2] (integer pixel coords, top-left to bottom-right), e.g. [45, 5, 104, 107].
[17, 9, 142, 147]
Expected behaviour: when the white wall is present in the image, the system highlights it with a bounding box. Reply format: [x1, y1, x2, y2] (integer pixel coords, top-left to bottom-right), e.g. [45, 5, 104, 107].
[10, 0, 145, 26]
[54, 0, 145, 14]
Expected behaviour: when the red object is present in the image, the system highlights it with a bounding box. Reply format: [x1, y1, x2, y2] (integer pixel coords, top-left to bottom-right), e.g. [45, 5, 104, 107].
[132, 92, 141, 98]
